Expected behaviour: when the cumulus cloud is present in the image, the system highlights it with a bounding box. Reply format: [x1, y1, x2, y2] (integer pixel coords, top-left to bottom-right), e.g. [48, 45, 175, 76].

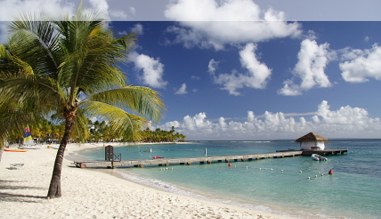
[339, 44, 381, 83]
[175, 83, 187, 95]
[210, 43, 271, 95]
[164, 0, 301, 50]
[128, 52, 168, 88]
[279, 39, 333, 96]
[158, 100, 381, 140]
[180, 113, 212, 131]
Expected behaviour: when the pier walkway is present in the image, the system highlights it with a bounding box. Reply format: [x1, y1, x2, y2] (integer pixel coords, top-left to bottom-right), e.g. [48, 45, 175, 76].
[73, 149, 348, 169]
[74, 151, 303, 168]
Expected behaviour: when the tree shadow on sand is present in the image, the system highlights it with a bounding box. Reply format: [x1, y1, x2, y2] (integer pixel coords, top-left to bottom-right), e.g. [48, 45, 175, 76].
[0, 192, 46, 203]
[0, 180, 47, 203]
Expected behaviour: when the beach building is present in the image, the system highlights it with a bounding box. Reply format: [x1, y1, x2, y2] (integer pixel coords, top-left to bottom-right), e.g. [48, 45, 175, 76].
[296, 132, 327, 150]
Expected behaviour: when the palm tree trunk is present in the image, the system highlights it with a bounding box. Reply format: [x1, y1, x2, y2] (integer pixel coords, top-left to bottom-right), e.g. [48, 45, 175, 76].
[47, 109, 76, 199]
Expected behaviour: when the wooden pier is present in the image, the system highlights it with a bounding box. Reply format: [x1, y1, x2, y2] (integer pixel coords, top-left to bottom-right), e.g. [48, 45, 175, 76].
[300, 149, 348, 156]
[73, 151, 303, 169]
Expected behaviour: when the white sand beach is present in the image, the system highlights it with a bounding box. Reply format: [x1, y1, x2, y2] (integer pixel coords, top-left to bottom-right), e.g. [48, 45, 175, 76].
[0, 143, 293, 219]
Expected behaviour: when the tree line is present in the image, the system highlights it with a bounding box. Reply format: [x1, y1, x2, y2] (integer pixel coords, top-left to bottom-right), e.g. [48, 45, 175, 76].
[7, 119, 186, 144]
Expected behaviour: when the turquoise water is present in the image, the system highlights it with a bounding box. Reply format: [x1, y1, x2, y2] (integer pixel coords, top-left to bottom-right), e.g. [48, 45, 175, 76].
[81, 140, 381, 218]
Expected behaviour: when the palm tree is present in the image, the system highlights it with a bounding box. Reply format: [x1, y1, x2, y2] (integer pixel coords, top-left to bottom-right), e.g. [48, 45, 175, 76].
[0, 15, 164, 198]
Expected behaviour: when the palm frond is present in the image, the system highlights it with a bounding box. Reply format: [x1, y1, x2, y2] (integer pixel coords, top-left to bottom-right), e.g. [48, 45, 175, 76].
[70, 109, 90, 142]
[54, 21, 129, 102]
[8, 20, 60, 76]
[0, 76, 63, 114]
[88, 86, 164, 122]
[80, 100, 146, 138]
[0, 44, 34, 79]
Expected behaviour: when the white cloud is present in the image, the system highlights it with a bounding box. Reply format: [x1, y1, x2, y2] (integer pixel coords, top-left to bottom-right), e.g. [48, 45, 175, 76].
[118, 24, 143, 36]
[164, 0, 301, 50]
[180, 112, 212, 132]
[339, 44, 381, 83]
[175, 83, 187, 95]
[239, 43, 272, 88]
[279, 39, 333, 96]
[164, 121, 181, 129]
[247, 111, 255, 123]
[218, 117, 227, 130]
[317, 100, 369, 125]
[159, 100, 381, 140]
[128, 52, 168, 88]
[208, 59, 219, 73]
[131, 23, 144, 35]
[210, 43, 272, 95]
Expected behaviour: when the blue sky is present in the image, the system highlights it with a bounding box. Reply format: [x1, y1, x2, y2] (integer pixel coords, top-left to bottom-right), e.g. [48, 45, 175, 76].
[1, 0, 381, 139]
[108, 21, 381, 139]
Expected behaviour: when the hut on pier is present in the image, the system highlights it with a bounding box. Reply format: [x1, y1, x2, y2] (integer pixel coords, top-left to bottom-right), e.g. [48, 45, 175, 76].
[295, 132, 327, 150]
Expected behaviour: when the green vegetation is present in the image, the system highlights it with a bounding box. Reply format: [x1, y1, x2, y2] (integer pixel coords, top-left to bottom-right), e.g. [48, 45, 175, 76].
[0, 14, 164, 198]
[88, 121, 186, 143]
[140, 127, 186, 143]
[5, 119, 186, 144]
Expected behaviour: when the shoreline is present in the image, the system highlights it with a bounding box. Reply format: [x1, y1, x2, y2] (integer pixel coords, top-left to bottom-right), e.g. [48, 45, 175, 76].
[108, 166, 301, 218]
[0, 143, 294, 219]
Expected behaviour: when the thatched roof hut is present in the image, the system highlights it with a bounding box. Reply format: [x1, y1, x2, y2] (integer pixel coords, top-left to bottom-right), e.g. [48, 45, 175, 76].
[296, 132, 327, 150]
[296, 132, 327, 143]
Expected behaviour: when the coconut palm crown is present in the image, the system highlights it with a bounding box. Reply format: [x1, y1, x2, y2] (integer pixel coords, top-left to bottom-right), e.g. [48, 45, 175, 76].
[0, 15, 164, 198]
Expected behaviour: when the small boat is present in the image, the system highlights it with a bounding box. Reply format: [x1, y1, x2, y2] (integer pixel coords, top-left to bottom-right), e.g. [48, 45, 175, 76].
[152, 156, 164, 159]
[4, 149, 27, 152]
[311, 154, 328, 161]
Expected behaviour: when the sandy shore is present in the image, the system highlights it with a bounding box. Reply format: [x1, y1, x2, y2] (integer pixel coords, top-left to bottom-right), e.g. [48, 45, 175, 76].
[0, 143, 294, 219]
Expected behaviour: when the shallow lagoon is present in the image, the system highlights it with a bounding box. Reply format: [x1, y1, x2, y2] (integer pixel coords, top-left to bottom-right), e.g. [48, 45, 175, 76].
[81, 140, 381, 218]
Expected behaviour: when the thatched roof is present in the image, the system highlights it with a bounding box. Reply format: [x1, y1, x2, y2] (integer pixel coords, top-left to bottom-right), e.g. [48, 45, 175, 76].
[295, 132, 327, 142]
